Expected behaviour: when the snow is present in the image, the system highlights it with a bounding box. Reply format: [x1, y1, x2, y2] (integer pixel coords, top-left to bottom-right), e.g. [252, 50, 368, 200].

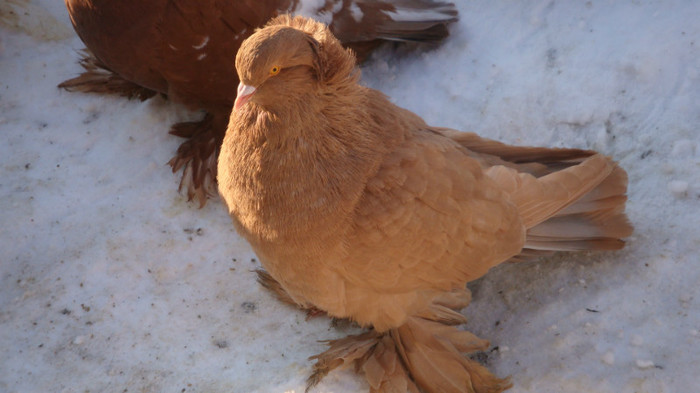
[348, 3, 363, 23]
[668, 180, 689, 197]
[601, 350, 615, 366]
[1, 1, 699, 393]
[293, 0, 343, 25]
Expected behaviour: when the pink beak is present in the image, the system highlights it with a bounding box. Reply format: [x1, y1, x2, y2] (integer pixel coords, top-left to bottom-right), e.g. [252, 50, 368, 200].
[234, 82, 256, 111]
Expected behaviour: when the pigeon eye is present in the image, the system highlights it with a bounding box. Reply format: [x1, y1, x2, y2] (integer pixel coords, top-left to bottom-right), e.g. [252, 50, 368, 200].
[269, 66, 281, 76]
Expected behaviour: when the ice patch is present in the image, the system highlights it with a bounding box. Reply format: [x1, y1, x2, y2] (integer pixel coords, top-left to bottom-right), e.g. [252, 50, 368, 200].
[671, 140, 696, 157]
[631, 334, 644, 347]
[636, 359, 655, 369]
[668, 180, 688, 197]
[73, 335, 86, 345]
[601, 351, 615, 365]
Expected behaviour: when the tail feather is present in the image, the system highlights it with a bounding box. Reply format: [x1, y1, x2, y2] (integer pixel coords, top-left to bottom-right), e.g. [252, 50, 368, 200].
[509, 154, 615, 229]
[484, 154, 616, 230]
[323, 0, 458, 45]
[446, 129, 632, 260]
[521, 160, 633, 254]
[528, 211, 632, 240]
[523, 237, 626, 252]
[555, 195, 627, 216]
[362, 0, 458, 43]
[556, 164, 629, 215]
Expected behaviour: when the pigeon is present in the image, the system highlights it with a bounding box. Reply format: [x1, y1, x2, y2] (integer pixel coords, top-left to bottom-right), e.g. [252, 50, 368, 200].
[59, 0, 459, 206]
[218, 15, 632, 393]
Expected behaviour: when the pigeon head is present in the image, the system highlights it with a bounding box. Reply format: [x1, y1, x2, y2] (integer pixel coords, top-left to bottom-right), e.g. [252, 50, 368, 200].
[233, 15, 358, 112]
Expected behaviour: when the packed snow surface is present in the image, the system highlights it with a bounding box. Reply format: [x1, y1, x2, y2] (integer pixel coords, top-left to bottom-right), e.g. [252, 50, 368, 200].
[1, 1, 698, 392]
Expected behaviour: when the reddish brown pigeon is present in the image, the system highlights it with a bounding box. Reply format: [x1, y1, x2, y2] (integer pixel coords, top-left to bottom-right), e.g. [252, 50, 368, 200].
[218, 15, 632, 392]
[60, 0, 459, 206]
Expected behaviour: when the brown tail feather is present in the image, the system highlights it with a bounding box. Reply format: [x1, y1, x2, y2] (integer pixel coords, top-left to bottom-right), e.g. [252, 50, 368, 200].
[507, 154, 616, 228]
[446, 129, 632, 260]
[523, 237, 626, 252]
[558, 164, 629, 209]
[338, 1, 458, 43]
[528, 210, 632, 240]
[520, 159, 633, 255]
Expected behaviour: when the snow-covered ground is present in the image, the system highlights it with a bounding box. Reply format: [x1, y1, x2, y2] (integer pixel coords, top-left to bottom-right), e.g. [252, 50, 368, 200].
[1, 1, 698, 392]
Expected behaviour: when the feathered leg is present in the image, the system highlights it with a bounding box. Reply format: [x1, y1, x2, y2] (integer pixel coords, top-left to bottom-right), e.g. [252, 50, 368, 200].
[307, 289, 510, 393]
[58, 49, 157, 100]
[167, 112, 226, 207]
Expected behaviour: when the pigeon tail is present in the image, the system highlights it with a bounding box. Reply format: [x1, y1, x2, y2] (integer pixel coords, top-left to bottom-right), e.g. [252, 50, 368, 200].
[444, 129, 632, 261]
[374, 0, 459, 42]
[518, 158, 633, 256]
[318, 0, 458, 49]
[482, 152, 632, 261]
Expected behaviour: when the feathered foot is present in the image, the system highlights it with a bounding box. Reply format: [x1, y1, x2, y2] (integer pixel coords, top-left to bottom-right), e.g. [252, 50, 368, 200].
[167, 112, 226, 207]
[307, 289, 509, 393]
[310, 329, 426, 393]
[393, 317, 512, 393]
[307, 316, 510, 393]
[58, 49, 157, 101]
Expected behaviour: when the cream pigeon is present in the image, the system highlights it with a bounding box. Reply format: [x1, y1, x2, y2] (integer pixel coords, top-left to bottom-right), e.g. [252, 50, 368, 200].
[59, 0, 458, 206]
[218, 15, 632, 393]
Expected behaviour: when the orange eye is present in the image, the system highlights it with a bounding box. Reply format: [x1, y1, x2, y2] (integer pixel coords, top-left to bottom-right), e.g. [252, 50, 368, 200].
[269, 65, 281, 76]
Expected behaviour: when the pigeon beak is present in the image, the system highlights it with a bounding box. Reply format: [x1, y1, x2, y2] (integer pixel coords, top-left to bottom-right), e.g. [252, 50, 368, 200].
[234, 82, 257, 111]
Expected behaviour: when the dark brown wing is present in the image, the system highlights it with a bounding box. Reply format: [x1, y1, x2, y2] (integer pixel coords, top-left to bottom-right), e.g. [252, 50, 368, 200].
[64, 0, 168, 93]
[155, 0, 293, 109]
